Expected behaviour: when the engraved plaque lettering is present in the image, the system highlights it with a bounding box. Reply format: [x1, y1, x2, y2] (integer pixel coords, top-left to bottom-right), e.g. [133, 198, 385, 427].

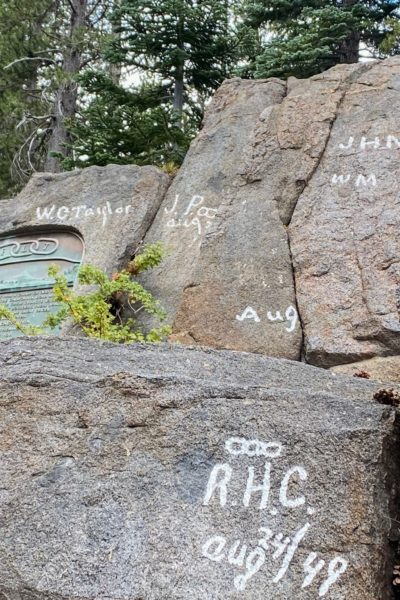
[0, 231, 84, 339]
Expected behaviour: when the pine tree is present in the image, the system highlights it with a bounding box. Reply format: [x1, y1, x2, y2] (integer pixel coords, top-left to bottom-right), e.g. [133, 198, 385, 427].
[242, 0, 400, 79]
[0, 0, 52, 196]
[107, 0, 240, 124]
[0, 0, 115, 196]
[32, 0, 115, 173]
[63, 0, 245, 169]
[61, 70, 193, 169]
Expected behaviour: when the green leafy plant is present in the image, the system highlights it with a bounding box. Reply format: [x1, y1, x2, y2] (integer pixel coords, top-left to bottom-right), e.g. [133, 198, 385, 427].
[0, 242, 171, 344]
[160, 161, 180, 177]
[0, 304, 42, 336]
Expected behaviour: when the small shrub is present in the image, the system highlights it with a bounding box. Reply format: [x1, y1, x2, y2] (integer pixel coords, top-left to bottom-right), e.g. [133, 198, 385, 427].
[0, 242, 171, 344]
[0, 304, 42, 336]
[160, 161, 179, 177]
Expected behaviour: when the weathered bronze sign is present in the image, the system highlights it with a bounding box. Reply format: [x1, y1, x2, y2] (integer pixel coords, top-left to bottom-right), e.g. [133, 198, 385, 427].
[0, 230, 84, 339]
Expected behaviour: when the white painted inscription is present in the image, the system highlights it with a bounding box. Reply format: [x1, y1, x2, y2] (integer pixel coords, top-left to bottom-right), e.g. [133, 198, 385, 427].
[225, 437, 282, 458]
[235, 306, 260, 323]
[164, 194, 217, 244]
[331, 173, 377, 187]
[201, 437, 349, 596]
[236, 305, 298, 333]
[36, 202, 132, 227]
[338, 134, 400, 151]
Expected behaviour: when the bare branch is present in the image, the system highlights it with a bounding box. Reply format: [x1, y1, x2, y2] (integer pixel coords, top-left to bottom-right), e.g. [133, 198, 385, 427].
[90, 6, 109, 26]
[86, 0, 103, 19]
[16, 112, 52, 132]
[43, 29, 64, 43]
[27, 136, 37, 172]
[12, 126, 51, 183]
[64, 0, 77, 13]
[4, 56, 57, 70]
[79, 53, 101, 68]
[12, 129, 38, 180]
[24, 114, 55, 124]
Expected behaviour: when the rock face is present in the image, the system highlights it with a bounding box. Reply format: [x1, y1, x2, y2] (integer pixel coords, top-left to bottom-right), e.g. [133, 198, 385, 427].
[289, 58, 400, 367]
[2, 57, 400, 367]
[138, 78, 303, 360]
[136, 56, 400, 369]
[0, 337, 399, 599]
[0, 57, 400, 367]
[240, 63, 365, 227]
[331, 355, 400, 383]
[1, 164, 169, 276]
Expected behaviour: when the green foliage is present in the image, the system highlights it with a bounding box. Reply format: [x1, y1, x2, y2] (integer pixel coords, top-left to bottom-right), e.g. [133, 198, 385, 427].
[0, 304, 42, 336]
[63, 0, 249, 170]
[127, 241, 165, 274]
[160, 161, 180, 176]
[0, 243, 171, 344]
[0, 0, 116, 192]
[108, 0, 239, 97]
[61, 71, 194, 170]
[241, 0, 400, 79]
[0, 0, 53, 196]
[380, 16, 400, 53]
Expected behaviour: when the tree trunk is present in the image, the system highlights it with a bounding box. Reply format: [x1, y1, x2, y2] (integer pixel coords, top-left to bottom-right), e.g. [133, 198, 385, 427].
[172, 12, 185, 129]
[173, 67, 184, 128]
[338, 30, 360, 64]
[337, 0, 360, 64]
[45, 0, 87, 172]
[109, 0, 122, 85]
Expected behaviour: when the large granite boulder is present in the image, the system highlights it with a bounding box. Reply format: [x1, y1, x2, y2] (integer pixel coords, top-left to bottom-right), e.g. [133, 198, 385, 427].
[289, 57, 400, 367]
[137, 56, 400, 368]
[239, 62, 367, 226]
[138, 78, 303, 360]
[1, 164, 170, 276]
[3, 57, 400, 368]
[2, 58, 400, 366]
[0, 337, 399, 599]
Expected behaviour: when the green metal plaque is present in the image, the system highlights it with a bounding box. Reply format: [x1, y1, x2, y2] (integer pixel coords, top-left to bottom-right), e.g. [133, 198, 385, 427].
[0, 231, 84, 339]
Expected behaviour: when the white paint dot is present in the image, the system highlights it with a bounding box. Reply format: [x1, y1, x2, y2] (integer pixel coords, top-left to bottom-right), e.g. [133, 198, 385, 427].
[307, 507, 316, 516]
